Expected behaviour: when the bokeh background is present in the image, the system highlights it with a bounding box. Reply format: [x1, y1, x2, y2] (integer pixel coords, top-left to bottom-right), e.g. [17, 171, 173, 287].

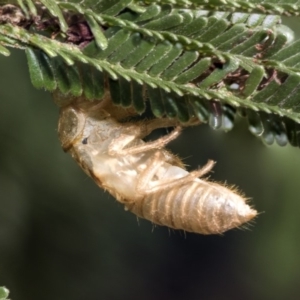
[1, 17, 300, 300]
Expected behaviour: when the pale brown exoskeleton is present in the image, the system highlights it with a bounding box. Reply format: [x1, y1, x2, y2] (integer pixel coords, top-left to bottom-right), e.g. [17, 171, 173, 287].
[57, 97, 257, 235]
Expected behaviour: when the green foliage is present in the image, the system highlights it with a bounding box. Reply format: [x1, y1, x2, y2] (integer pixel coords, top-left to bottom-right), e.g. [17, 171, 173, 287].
[1, 0, 300, 146]
[0, 287, 9, 300]
[144, 0, 300, 16]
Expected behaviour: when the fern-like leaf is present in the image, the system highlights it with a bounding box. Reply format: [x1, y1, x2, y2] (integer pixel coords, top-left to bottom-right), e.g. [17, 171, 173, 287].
[2, 0, 300, 147]
[142, 0, 300, 16]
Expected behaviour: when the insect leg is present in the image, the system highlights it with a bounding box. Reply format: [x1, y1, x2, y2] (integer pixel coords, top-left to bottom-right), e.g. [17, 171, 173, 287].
[136, 152, 215, 194]
[135, 151, 165, 194]
[141, 161, 215, 194]
[108, 127, 181, 156]
[140, 117, 200, 138]
[108, 134, 136, 156]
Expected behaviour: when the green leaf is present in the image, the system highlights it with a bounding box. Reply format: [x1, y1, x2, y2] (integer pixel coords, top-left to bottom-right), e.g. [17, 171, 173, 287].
[85, 13, 108, 50]
[0, 287, 9, 300]
[0, 44, 10, 56]
[145, 0, 300, 16]
[40, 0, 68, 32]
[26, 47, 57, 90]
[3, 1, 300, 148]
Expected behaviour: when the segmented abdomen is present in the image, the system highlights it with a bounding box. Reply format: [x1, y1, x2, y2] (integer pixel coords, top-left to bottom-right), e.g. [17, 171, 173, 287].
[126, 179, 256, 234]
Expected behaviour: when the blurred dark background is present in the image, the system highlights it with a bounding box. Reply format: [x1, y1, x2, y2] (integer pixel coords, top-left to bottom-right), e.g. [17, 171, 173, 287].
[1, 18, 300, 300]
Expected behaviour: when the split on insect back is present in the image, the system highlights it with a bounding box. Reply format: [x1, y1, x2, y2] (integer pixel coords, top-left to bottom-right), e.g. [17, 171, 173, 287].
[55, 91, 257, 235]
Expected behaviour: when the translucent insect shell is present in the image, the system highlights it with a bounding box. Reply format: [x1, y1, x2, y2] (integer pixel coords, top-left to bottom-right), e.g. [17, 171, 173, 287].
[58, 99, 257, 235]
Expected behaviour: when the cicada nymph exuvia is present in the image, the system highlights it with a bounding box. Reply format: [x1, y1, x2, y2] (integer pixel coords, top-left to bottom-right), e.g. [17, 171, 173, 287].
[57, 97, 257, 235]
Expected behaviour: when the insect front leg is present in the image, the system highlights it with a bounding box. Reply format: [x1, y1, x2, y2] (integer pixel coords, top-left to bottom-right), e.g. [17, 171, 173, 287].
[108, 114, 189, 156]
[140, 117, 200, 138]
[108, 127, 181, 156]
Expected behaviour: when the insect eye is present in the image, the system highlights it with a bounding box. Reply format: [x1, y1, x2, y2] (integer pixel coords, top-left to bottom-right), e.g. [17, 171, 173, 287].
[82, 137, 88, 144]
